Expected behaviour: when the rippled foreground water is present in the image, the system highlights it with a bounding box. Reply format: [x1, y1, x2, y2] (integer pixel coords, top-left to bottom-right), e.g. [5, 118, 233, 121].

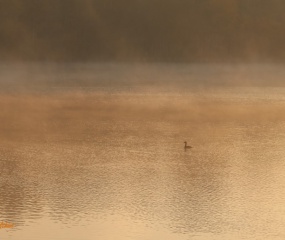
[1, 64, 285, 240]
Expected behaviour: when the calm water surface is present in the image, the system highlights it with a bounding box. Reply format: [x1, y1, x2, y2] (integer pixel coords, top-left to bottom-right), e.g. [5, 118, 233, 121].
[1, 64, 285, 240]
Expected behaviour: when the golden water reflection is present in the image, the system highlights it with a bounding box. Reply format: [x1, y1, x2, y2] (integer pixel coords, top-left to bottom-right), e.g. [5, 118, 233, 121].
[1, 64, 285, 240]
[1, 105, 285, 239]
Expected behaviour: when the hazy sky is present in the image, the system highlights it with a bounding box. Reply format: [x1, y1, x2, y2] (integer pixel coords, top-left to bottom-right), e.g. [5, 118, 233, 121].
[0, 0, 285, 62]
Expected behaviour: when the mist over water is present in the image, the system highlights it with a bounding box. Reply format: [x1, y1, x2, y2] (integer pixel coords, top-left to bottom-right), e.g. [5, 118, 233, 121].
[1, 63, 285, 240]
[1, 63, 285, 141]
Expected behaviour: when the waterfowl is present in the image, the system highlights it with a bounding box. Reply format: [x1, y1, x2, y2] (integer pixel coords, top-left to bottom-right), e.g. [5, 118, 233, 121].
[184, 141, 192, 149]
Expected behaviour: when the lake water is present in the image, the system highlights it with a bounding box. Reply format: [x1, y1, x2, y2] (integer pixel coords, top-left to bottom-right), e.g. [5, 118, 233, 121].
[1, 63, 285, 240]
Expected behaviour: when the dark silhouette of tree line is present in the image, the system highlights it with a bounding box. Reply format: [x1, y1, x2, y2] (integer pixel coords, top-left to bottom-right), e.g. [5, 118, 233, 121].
[0, 0, 284, 62]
